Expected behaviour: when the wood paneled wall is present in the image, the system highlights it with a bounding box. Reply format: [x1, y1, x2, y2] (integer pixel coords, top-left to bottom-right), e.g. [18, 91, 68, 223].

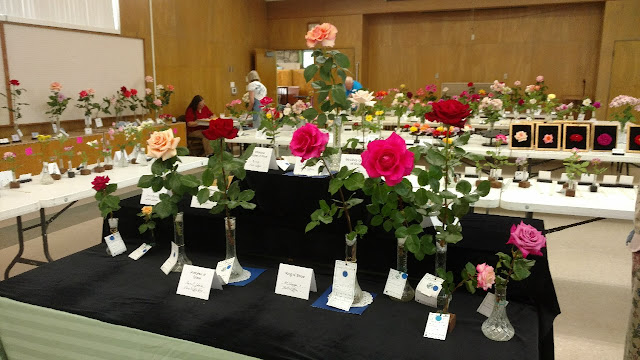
[120, 0, 269, 119]
[365, 4, 603, 100]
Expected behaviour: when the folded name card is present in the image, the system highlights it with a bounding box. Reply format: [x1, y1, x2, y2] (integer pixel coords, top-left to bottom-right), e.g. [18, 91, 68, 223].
[128, 243, 152, 260]
[415, 273, 444, 308]
[424, 312, 450, 341]
[11, 134, 21, 142]
[327, 260, 357, 311]
[0, 170, 14, 187]
[94, 118, 103, 128]
[538, 171, 552, 181]
[103, 232, 127, 257]
[383, 268, 408, 300]
[140, 188, 168, 206]
[244, 147, 277, 173]
[160, 242, 179, 275]
[176, 264, 217, 300]
[215, 257, 242, 285]
[84, 128, 93, 135]
[339, 154, 367, 176]
[620, 175, 634, 186]
[464, 166, 477, 176]
[274, 263, 317, 300]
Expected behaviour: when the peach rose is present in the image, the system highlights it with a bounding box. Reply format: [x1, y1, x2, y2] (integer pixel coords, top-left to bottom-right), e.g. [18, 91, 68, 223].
[305, 23, 338, 48]
[147, 129, 180, 160]
[50, 82, 62, 92]
[141, 206, 153, 216]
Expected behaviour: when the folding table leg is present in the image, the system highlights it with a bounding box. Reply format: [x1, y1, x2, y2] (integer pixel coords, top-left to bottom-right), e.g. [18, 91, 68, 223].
[40, 208, 54, 263]
[4, 216, 25, 280]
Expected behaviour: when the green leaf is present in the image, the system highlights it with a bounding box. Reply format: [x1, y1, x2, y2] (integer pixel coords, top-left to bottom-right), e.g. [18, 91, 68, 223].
[304, 64, 319, 82]
[201, 168, 215, 186]
[239, 202, 256, 210]
[465, 280, 477, 294]
[407, 224, 422, 235]
[331, 85, 347, 108]
[417, 170, 430, 187]
[355, 223, 367, 235]
[197, 188, 210, 204]
[305, 221, 319, 233]
[302, 108, 319, 121]
[512, 259, 532, 281]
[180, 174, 200, 189]
[328, 178, 343, 195]
[465, 262, 476, 276]
[319, 200, 330, 213]
[395, 226, 408, 239]
[237, 189, 254, 202]
[452, 202, 470, 218]
[383, 219, 393, 232]
[414, 188, 429, 206]
[154, 200, 174, 219]
[426, 148, 446, 166]
[151, 159, 165, 176]
[319, 58, 333, 82]
[344, 172, 365, 191]
[151, 177, 164, 192]
[105, 184, 117, 194]
[476, 180, 491, 196]
[456, 180, 472, 195]
[440, 190, 458, 199]
[345, 198, 364, 208]
[176, 147, 189, 156]
[371, 215, 384, 226]
[333, 52, 350, 69]
[394, 180, 410, 196]
[138, 223, 148, 234]
[138, 175, 154, 188]
[367, 204, 380, 215]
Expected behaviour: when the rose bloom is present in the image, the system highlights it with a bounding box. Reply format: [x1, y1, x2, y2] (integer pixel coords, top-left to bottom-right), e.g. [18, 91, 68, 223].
[424, 99, 471, 128]
[91, 176, 110, 192]
[543, 134, 554, 144]
[514, 80, 521, 86]
[529, 99, 537, 104]
[9, 79, 19, 86]
[495, 134, 508, 143]
[467, 82, 474, 87]
[476, 263, 496, 291]
[597, 133, 612, 146]
[410, 126, 418, 133]
[593, 101, 601, 109]
[547, 94, 556, 100]
[349, 90, 376, 107]
[121, 86, 127, 93]
[283, 107, 292, 116]
[442, 87, 449, 92]
[536, 75, 544, 83]
[260, 97, 273, 107]
[145, 88, 152, 95]
[289, 123, 329, 161]
[305, 23, 338, 48]
[87, 88, 96, 96]
[202, 118, 238, 141]
[507, 221, 547, 258]
[361, 133, 414, 186]
[514, 131, 528, 143]
[141, 206, 153, 216]
[3, 152, 16, 160]
[50, 82, 62, 92]
[569, 134, 583, 142]
[582, 98, 592, 106]
[123, 91, 132, 98]
[166, 85, 174, 91]
[145, 75, 154, 83]
[146, 129, 180, 160]
[131, 89, 138, 96]
[153, 99, 162, 107]
[79, 90, 88, 98]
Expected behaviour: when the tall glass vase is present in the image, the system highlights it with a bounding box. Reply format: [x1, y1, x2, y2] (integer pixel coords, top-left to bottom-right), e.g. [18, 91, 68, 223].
[435, 240, 448, 309]
[224, 216, 246, 282]
[170, 212, 192, 272]
[40, 162, 54, 185]
[136, 143, 148, 165]
[482, 285, 514, 341]
[105, 218, 119, 255]
[393, 237, 415, 302]
[345, 235, 363, 303]
[328, 117, 342, 172]
[118, 149, 128, 167]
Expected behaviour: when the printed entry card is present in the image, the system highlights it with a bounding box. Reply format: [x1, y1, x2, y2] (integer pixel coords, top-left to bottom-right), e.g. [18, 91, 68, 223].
[274, 263, 317, 300]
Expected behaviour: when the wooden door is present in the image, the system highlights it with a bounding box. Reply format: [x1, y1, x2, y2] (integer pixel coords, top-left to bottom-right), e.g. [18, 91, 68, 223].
[608, 40, 640, 120]
[254, 48, 277, 102]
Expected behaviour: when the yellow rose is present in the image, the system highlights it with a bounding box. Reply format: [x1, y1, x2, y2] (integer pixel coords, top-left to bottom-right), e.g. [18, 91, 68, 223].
[444, 138, 454, 144]
[375, 110, 384, 116]
[449, 126, 455, 132]
[478, 89, 486, 95]
[410, 126, 418, 132]
[547, 94, 556, 100]
[146, 129, 180, 160]
[400, 84, 406, 89]
[365, 115, 373, 122]
[141, 206, 153, 216]
[266, 112, 272, 119]
[436, 126, 444, 132]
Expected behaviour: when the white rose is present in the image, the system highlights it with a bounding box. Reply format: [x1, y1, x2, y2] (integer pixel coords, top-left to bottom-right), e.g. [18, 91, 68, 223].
[349, 90, 376, 107]
[582, 98, 592, 106]
[283, 107, 291, 116]
[529, 99, 537, 104]
[443, 87, 449, 92]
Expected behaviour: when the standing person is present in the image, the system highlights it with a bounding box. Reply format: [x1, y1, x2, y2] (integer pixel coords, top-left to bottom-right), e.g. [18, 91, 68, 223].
[184, 95, 214, 156]
[345, 76, 362, 97]
[246, 70, 267, 129]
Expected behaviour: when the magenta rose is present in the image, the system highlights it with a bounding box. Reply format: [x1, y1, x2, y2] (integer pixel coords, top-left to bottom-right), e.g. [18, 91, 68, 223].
[597, 133, 612, 146]
[476, 263, 496, 291]
[361, 133, 414, 186]
[289, 124, 329, 161]
[507, 221, 547, 258]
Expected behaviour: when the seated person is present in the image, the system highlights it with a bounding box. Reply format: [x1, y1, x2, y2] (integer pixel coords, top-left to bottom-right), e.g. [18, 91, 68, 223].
[345, 76, 362, 97]
[185, 95, 214, 156]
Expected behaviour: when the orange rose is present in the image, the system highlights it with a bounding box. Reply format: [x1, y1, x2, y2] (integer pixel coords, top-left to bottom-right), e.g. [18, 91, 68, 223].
[141, 206, 153, 216]
[305, 23, 338, 48]
[146, 129, 180, 160]
[50, 82, 62, 92]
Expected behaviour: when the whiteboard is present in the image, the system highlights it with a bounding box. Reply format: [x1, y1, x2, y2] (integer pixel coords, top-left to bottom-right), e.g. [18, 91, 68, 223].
[3, 24, 145, 126]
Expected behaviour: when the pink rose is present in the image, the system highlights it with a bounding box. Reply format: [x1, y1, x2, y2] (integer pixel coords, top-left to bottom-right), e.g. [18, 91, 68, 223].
[514, 80, 521, 86]
[145, 88, 152, 95]
[536, 75, 544, 83]
[166, 84, 174, 91]
[145, 75, 154, 83]
[361, 133, 414, 186]
[495, 134, 508, 143]
[50, 82, 62, 92]
[146, 129, 180, 160]
[289, 124, 329, 161]
[79, 90, 88, 98]
[153, 99, 162, 107]
[305, 23, 338, 48]
[87, 88, 95, 95]
[476, 263, 495, 291]
[25, 147, 33, 156]
[507, 221, 547, 258]
[76, 137, 83, 144]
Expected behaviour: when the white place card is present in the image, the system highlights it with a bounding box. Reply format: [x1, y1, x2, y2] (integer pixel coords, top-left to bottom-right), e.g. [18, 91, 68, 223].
[190, 186, 218, 209]
[464, 166, 477, 176]
[424, 312, 450, 341]
[128, 243, 152, 260]
[176, 265, 216, 300]
[274, 263, 317, 300]
[477, 292, 508, 317]
[294, 157, 329, 177]
[580, 174, 595, 183]
[11, 134, 20, 142]
[84, 128, 93, 135]
[0, 138, 9, 144]
[31, 132, 39, 139]
[538, 170, 552, 181]
[48, 162, 61, 175]
[0, 170, 13, 187]
[215, 257, 242, 285]
[612, 148, 625, 156]
[602, 175, 617, 185]
[577, 113, 586, 121]
[255, 129, 268, 140]
[59, 129, 69, 137]
[140, 188, 168, 206]
[103, 232, 127, 257]
[160, 242, 179, 275]
[244, 147, 277, 173]
[326, 260, 357, 311]
[94, 118, 103, 128]
[52, 124, 58, 133]
[493, 169, 503, 178]
[415, 273, 444, 308]
[16, 129, 23, 138]
[383, 268, 409, 300]
[339, 154, 367, 175]
[276, 159, 293, 172]
[18, 173, 31, 181]
[620, 175, 634, 186]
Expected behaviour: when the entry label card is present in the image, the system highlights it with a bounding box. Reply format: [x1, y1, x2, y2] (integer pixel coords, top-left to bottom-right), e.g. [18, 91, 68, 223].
[326, 260, 357, 311]
[140, 187, 168, 205]
[244, 147, 277, 173]
[128, 243, 152, 260]
[160, 242, 179, 275]
[11, 134, 20, 142]
[477, 292, 508, 317]
[176, 264, 216, 300]
[580, 173, 595, 183]
[538, 170, 552, 181]
[620, 175, 634, 186]
[339, 154, 367, 176]
[48, 162, 61, 175]
[103, 232, 127, 257]
[424, 312, 450, 341]
[415, 273, 444, 308]
[84, 127, 93, 135]
[274, 263, 317, 300]
[215, 257, 242, 285]
[293, 157, 329, 177]
[383, 268, 409, 300]
[0, 170, 13, 186]
[94, 118, 103, 128]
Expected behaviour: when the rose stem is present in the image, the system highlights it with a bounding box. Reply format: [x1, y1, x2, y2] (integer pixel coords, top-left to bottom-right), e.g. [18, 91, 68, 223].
[439, 132, 451, 248]
[219, 139, 234, 246]
[320, 157, 354, 235]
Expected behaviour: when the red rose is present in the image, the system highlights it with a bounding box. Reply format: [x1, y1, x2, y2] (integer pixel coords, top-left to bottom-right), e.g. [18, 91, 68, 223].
[569, 134, 583, 142]
[353, 122, 359, 126]
[131, 88, 138, 96]
[203, 118, 238, 140]
[79, 90, 88, 98]
[403, 124, 410, 129]
[468, 82, 474, 87]
[120, 86, 127, 93]
[123, 91, 132, 98]
[634, 135, 640, 146]
[518, 99, 525, 105]
[9, 79, 19, 86]
[260, 97, 273, 107]
[91, 176, 110, 192]
[424, 99, 471, 128]
[407, 92, 413, 99]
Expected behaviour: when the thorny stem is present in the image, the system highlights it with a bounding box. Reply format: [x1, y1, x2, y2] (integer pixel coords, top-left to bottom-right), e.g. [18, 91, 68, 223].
[320, 157, 353, 234]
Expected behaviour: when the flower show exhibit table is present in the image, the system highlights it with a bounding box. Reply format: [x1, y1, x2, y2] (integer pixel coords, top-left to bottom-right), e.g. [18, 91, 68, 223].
[0, 215, 557, 360]
[1, 156, 208, 279]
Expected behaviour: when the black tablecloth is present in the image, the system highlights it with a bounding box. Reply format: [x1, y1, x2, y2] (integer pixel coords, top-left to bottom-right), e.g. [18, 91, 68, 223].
[0, 170, 560, 360]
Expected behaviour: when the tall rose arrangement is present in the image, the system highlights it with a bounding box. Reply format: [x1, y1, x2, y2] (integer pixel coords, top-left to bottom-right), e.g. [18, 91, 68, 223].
[579, 98, 601, 114]
[137, 205, 158, 246]
[493, 222, 547, 289]
[0, 79, 29, 135]
[75, 89, 100, 118]
[609, 95, 639, 128]
[2, 152, 19, 178]
[45, 82, 71, 133]
[257, 97, 296, 156]
[349, 90, 379, 148]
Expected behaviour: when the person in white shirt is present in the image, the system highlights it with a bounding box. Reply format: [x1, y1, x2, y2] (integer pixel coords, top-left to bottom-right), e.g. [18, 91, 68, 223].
[246, 70, 267, 129]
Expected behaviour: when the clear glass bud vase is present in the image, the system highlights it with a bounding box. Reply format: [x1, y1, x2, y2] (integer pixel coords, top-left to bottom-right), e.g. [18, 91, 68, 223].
[118, 149, 128, 167]
[136, 144, 148, 165]
[435, 240, 449, 309]
[481, 285, 515, 341]
[345, 235, 363, 303]
[105, 218, 119, 255]
[328, 117, 342, 172]
[224, 216, 246, 281]
[171, 212, 192, 272]
[40, 162, 54, 185]
[393, 237, 415, 301]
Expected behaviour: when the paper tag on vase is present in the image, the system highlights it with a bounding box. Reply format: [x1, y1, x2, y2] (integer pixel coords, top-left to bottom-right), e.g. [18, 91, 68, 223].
[383, 268, 409, 300]
[424, 312, 450, 340]
[160, 242, 179, 275]
[103, 232, 127, 257]
[326, 260, 357, 311]
[215, 257, 242, 285]
[128, 243, 152, 260]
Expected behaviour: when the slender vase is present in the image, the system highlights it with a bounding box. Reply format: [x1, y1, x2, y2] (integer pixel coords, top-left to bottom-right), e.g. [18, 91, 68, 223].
[171, 212, 192, 272]
[435, 240, 449, 309]
[344, 235, 364, 303]
[393, 237, 415, 302]
[58, 158, 67, 174]
[224, 216, 246, 282]
[482, 285, 514, 341]
[67, 160, 76, 178]
[328, 117, 342, 172]
[40, 162, 54, 185]
[136, 144, 148, 165]
[105, 218, 119, 255]
[104, 154, 114, 170]
[118, 149, 128, 167]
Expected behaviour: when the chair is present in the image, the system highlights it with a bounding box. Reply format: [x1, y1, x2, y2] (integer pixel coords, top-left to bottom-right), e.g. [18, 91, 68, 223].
[178, 115, 204, 156]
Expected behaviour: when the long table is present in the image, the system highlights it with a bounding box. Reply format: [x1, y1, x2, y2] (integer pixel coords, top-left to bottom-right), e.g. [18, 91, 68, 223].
[1, 156, 208, 279]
